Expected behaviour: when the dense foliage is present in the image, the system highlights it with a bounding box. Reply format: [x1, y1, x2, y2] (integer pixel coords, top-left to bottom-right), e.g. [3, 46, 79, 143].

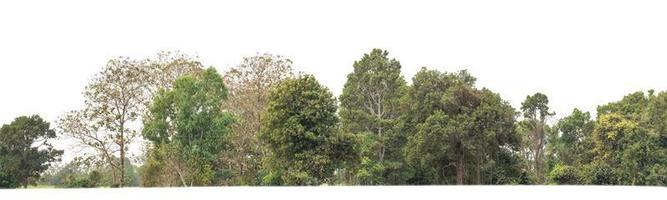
[260, 75, 357, 185]
[0, 115, 62, 188]
[2, 49, 665, 187]
[142, 67, 234, 186]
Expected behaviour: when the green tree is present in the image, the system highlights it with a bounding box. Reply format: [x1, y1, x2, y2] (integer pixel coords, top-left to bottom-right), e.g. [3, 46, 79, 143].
[142, 67, 234, 186]
[59, 52, 203, 187]
[0, 115, 63, 188]
[260, 75, 357, 185]
[403, 68, 521, 185]
[545, 109, 593, 184]
[339, 49, 407, 184]
[586, 90, 667, 185]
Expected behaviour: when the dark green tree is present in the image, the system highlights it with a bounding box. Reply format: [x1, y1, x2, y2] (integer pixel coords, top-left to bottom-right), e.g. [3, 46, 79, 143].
[260, 75, 358, 185]
[403, 68, 521, 185]
[0, 115, 63, 188]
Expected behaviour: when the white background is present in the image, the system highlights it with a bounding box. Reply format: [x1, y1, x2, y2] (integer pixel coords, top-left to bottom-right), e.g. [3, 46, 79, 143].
[1, 0, 667, 194]
[0, 186, 665, 200]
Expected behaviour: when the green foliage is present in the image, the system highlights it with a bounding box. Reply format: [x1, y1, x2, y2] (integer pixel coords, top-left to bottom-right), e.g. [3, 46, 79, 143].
[0, 160, 18, 188]
[260, 75, 358, 185]
[542, 90, 667, 186]
[518, 92, 555, 184]
[580, 162, 617, 185]
[142, 67, 234, 186]
[0, 115, 63, 188]
[403, 68, 521, 185]
[339, 49, 407, 184]
[547, 164, 580, 185]
[545, 109, 593, 173]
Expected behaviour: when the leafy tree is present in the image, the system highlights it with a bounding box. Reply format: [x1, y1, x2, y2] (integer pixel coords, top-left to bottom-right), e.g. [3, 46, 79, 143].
[544, 109, 594, 184]
[549, 109, 593, 166]
[142, 67, 234, 186]
[260, 75, 358, 185]
[220, 53, 295, 185]
[339, 49, 407, 184]
[0, 115, 63, 188]
[586, 91, 667, 185]
[403, 68, 521, 185]
[519, 92, 555, 183]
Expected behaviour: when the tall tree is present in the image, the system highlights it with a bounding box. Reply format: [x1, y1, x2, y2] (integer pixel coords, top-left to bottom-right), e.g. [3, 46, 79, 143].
[221, 53, 295, 185]
[260, 75, 357, 185]
[0, 115, 63, 188]
[142, 67, 234, 186]
[403, 68, 521, 185]
[59, 57, 148, 187]
[339, 49, 407, 184]
[398, 68, 472, 184]
[519, 92, 555, 183]
[58, 52, 203, 187]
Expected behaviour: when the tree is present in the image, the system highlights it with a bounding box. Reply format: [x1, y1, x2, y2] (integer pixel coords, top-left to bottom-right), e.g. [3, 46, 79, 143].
[544, 108, 593, 183]
[221, 53, 295, 185]
[58, 51, 203, 187]
[58, 57, 148, 187]
[142, 67, 234, 186]
[0, 115, 63, 188]
[519, 92, 555, 183]
[142, 51, 205, 96]
[260, 75, 358, 185]
[587, 90, 667, 185]
[339, 49, 407, 184]
[403, 68, 521, 185]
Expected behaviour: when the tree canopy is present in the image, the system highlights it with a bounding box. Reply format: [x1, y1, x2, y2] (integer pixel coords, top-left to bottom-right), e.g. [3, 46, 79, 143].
[0, 115, 62, 188]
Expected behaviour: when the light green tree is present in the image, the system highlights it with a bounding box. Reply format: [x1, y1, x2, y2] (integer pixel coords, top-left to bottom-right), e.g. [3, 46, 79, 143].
[142, 67, 234, 186]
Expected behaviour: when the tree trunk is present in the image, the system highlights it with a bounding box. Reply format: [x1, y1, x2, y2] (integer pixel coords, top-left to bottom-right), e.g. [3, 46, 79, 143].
[378, 127, 385, 163]
[476, 154, 482, 185]
[456, 143, 465, 185]
[120, 129, 125, 187]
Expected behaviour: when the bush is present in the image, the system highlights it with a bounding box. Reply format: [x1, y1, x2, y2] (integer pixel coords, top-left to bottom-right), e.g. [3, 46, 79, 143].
[548, 164, 580, 184]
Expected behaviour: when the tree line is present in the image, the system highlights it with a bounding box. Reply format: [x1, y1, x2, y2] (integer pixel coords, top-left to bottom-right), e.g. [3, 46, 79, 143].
[1, 49, 666, 188]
